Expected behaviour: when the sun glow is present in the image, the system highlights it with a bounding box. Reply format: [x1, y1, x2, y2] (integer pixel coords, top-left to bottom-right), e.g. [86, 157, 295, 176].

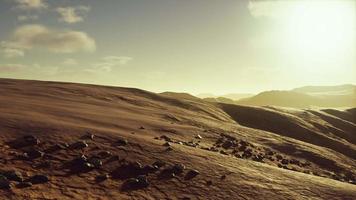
[284, 1, 355, 60]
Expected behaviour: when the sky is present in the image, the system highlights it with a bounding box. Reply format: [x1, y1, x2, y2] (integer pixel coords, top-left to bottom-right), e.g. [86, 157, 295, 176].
[0, 0, 355, 95]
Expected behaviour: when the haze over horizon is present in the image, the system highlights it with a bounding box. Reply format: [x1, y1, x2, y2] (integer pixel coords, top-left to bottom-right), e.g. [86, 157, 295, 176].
[0, 0, 355, 94]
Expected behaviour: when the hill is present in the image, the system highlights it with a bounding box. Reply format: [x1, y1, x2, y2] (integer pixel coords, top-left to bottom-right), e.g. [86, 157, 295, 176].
[0, 78, 355, 200]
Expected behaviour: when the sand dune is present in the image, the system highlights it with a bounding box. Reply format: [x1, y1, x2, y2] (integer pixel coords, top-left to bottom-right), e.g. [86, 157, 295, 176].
[0, 79, 355, 200]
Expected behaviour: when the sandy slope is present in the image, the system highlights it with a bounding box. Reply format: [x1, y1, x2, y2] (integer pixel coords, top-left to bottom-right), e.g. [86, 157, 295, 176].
[0, 79, 355, 200]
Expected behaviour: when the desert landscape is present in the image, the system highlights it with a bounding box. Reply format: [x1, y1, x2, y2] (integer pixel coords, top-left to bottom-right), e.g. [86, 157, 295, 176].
[0, 78, 355, 199]
[1, 0, 355, 199]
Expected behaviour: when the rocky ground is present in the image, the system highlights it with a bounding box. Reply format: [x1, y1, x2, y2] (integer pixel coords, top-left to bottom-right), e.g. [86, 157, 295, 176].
[0, 78, 355, 200]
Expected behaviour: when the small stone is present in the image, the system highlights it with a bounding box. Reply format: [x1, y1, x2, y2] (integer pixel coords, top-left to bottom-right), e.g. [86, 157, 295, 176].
[163, 142, 171, 147]
[28, 175, 49, 184]
[96, 174, 110, 182]
[97, 151, 112, 159]
[281, 159, 289, 165]
[88, 157, 103, 168]
[160, 135, 172, 142]
[116, 138, 128, 146]
[185, 169, 200, 180]
[152, 160, 166, 168]
[172, 164, 185, 175]
[69, 141, 88, 150]
[25, 149, 45, 160]
[195, 134, 202, 139]
[222, 140, 233, 149]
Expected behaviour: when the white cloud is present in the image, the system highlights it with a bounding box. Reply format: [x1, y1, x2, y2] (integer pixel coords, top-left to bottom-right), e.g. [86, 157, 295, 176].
[1, 24, 96, 56]
[62, 58, 78, 66]
[15, 0, 48, 10]
[17, 15, 39, 22]
[85, 56, 133, 73]
[56, 6, 90, 24]
[0, 64, 26, 72]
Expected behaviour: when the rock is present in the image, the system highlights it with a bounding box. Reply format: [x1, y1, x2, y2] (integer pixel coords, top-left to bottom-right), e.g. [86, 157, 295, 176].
[97, 151, 112, 159]
[142, 165, 159, 173]
[96, 174, 110, 182]
[160, 135, 172, 142]
[9, 135, 40, 149]
[111, 161, 144, 179]
[222, 140, 233, 149]
[152, 160, 166, 168]
[281, 159, 289, 165]
[0, 175, 11, 189]
[206, 180, 213, 186]
[83, 133, 95, 140]
[28, 175, 49, 184]
[172, 164, 185, 175]
[121, 175, 149, 190]
[16, 182, 32, 188]
[166, 147, 173, 151]
[116, 138, 128, 146]
[276, 155, 283, 160]
[139, 126, 145, 129]
[2, 170, 23, 182]
[163, 142, 171, 147]
[69, 155, 95, 173]
[195, 134, 202, 139]
[185, 169, 200, 180]
[25, 149, 44, 160]
[88, 157, 103, 168]
[69, 141, 88, 150]
[220, 150, 228, 155]
[221, 175, 226, 180]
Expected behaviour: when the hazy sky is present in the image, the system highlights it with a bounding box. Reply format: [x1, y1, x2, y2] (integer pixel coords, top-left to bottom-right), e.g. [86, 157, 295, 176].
[0, 0, 355, 94]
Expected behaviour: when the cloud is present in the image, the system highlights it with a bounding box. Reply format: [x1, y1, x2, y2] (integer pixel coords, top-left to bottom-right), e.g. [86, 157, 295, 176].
[1, 24, 96, 56]
[2, 48, 25, 58]
[0, 64, 26, 72]
[62, 58, 78, 66]
[17, 15, 39, 22]
[15, 0, 48, 10]
[85, 56, 133, 73]
[56, 6, 90, 24]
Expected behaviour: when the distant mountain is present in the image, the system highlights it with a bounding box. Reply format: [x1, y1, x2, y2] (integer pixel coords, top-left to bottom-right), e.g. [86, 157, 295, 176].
[196, 93, 254, 101]
[235, 85, 356, 108]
